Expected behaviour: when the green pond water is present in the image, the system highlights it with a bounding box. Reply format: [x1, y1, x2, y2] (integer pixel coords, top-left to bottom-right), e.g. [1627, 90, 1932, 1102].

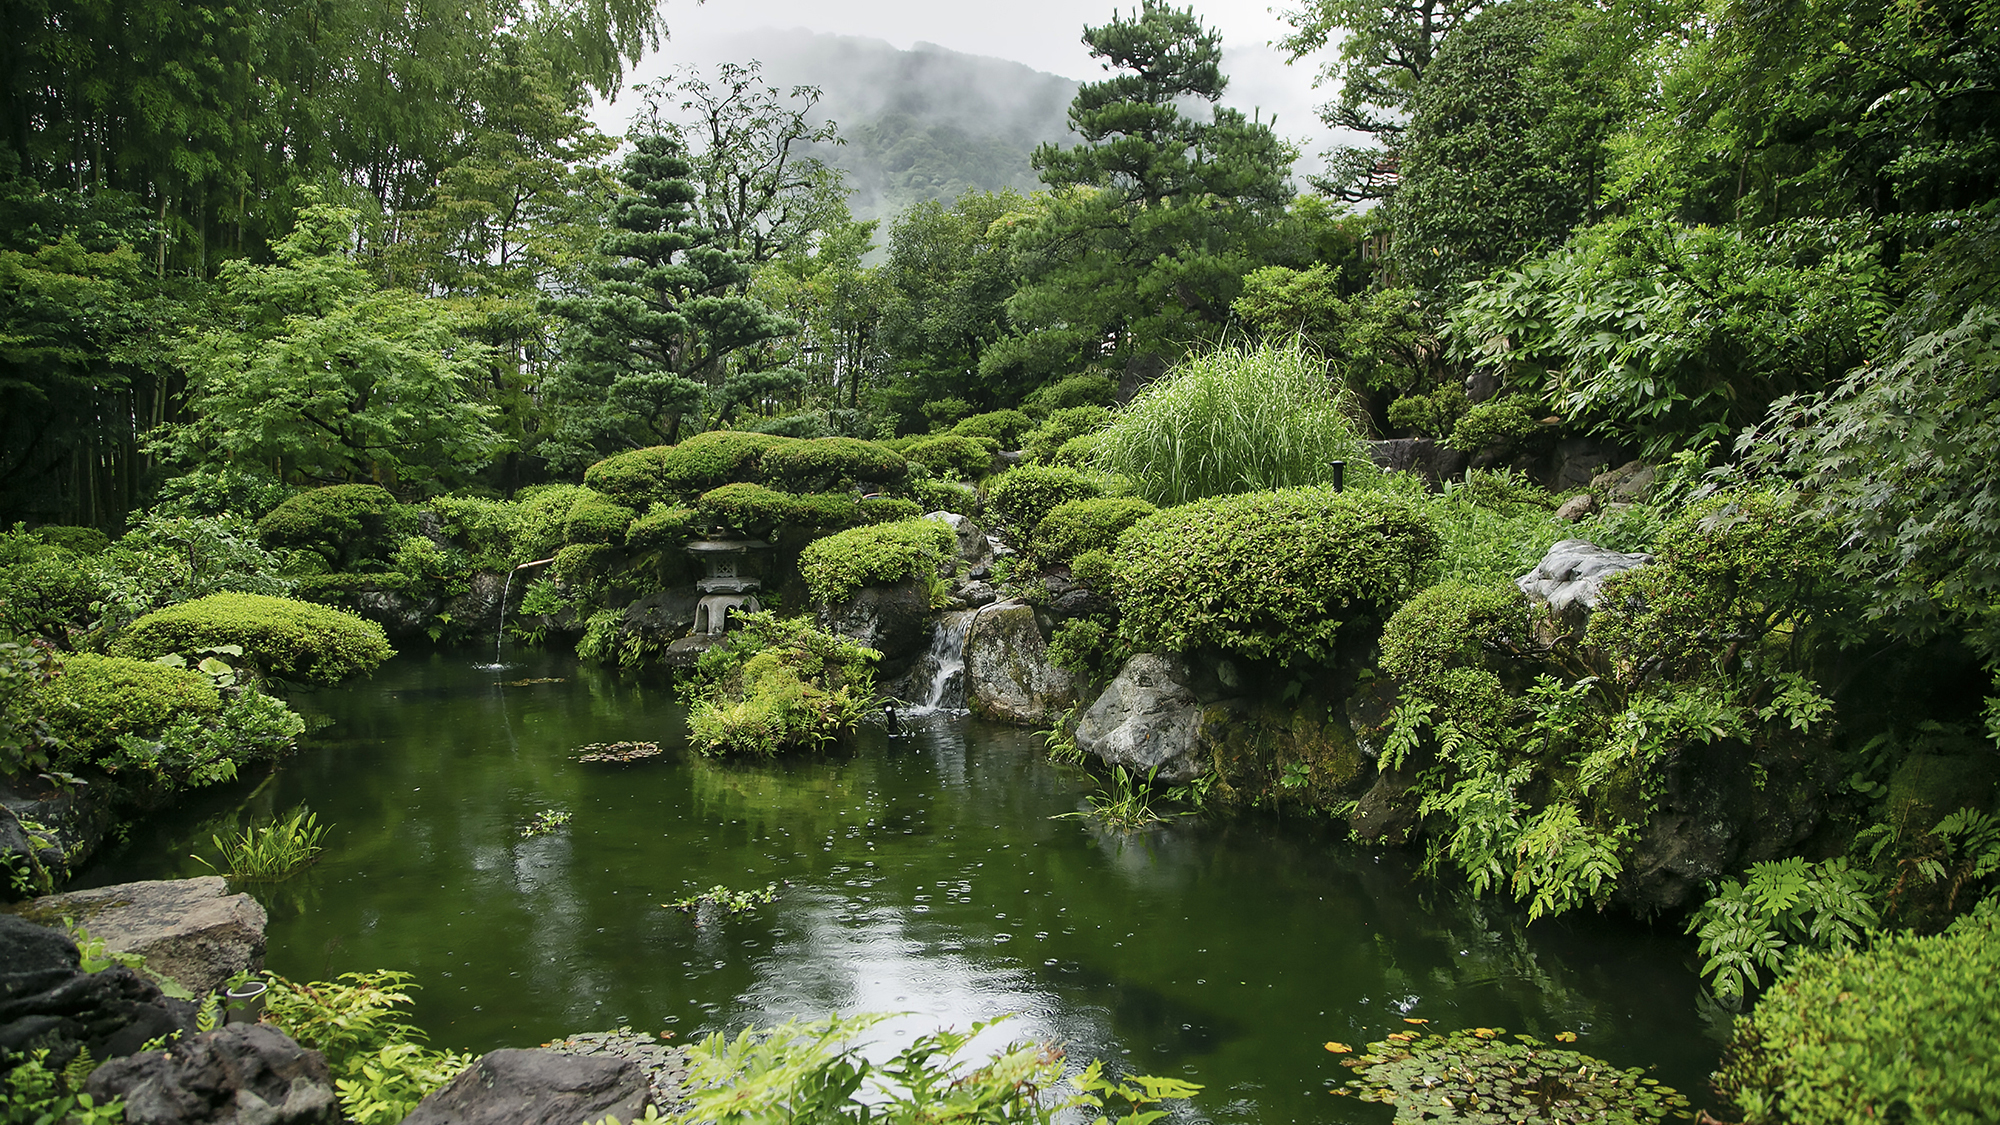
[84, 650, 1721, 1122]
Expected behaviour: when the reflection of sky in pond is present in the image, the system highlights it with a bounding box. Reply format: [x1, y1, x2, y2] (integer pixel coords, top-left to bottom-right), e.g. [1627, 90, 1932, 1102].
[81, 650, 1721, 1125]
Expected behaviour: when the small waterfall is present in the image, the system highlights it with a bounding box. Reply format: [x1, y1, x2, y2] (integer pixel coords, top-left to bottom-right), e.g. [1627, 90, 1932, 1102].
[902, 607, 985, 715]
[483, 557, 555, 670]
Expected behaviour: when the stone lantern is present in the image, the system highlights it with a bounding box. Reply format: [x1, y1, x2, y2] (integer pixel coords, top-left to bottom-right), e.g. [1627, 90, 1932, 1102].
[685, 538, 769, 636]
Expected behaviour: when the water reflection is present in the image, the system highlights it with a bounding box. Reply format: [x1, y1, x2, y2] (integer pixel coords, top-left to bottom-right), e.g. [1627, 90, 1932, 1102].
[78, 651, 1716, 1125]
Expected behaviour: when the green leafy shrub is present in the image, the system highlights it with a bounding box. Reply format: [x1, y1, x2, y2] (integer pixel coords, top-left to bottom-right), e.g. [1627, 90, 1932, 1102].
[1069, 549, 1116, 591]
[987, 464, 1105, 534]
[91, 514, 296, 636]
[1030, 372, 1118, 411]
[1446, 395, 1543, 451]
[550, 544, 613, 586]
[388, 536, 469, 595]
[1032, 497, 1156, 563]
[584, 430, 788, 506]
[683, 614, 878, 757]
[1049, 432, 1104, 469]
[0, 549, 103, 646]
[112, 593, 394, 685]
[256, 485, 402, 568]
[902, 435, 994, 480]
[856, 497, 923, 524]
[1715, 900, 2000, 1124]
[1386, 381, 1469, 438]
[561, 491, 636, 546]
[1048, 617, 1119, 680]
[797, 519, 957, 604]
[758, 437, 908, 492]
[149, 466, 292, 520]
[749, 411, 831, 438]
[625, 503, 699, 552]
[1689, 857, 1879, 1000]
[36, 652, 220, 754]
[425, 495, 517, 571]
[29, 526, 110, 555]
[1022, 406, 1112, 464]
[1096, 341, 1374, 507]
[696, 484, 860, 536]
[949, 409, 1033, 447]
[919, 396, 973, 429]
[265, 971, 474, 1125]
[906, 477, 979, 516]
[1116, 487, 1437, 665]
[509, 484, 590, 562]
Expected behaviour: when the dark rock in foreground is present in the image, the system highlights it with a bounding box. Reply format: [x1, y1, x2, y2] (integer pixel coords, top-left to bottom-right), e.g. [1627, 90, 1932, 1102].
[402, 1048, 654, 1125]
[87, 1024, 340, 1125]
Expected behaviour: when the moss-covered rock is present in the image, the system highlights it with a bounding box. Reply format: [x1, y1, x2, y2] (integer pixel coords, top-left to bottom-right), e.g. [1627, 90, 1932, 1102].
[112, 593, 394, 685]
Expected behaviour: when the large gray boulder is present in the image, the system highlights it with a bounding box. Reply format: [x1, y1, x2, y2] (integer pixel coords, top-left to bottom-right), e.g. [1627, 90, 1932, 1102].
[87, 1024, 339, 1125]
[9, 877, 267, 996]
[1515, 539, 1653, 640]
[964, 601, 1080, 725]
[402, 1048, 652, 1125]
[1073, 654, 1209, 783]
[925, 512, 993, 572]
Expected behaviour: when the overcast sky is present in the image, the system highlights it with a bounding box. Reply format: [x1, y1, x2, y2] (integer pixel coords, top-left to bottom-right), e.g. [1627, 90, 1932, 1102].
[594, 0, 1340, 175]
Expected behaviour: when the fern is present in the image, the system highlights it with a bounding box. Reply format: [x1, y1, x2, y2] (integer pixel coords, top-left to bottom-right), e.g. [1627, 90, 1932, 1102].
[1689, 858, 1879, 998]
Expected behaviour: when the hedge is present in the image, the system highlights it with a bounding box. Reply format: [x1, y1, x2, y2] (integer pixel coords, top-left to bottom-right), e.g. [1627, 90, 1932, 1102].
[1716, 901, 2000, 1124]
[903, 435, 994, 480]
[696, 484, 862, 536]
[37, 652, 220, 752]
[113, 593, 395, 684]
[256, 485, 401, 565]
[1022, 406, 1111, 464]
[562, 491, 637, 546]
[757, 437, 908, 492]
[1114, 487, 1439, 665]
[949, 409, 1034, 447]
[797, 518, 957, 604]
[987, 464, 1106, 534]
[585, 431, 788, 505]
[1032, 497, 1156, 563]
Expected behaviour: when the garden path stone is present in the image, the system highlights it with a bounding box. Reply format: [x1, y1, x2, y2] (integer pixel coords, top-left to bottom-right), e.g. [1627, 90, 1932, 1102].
[401, 1047, 653, 1125]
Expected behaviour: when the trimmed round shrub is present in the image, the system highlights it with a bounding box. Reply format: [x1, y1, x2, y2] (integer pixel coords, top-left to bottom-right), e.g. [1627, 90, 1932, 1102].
[112, 593, 395, 684]
[1050, 433, 1104, 469]
[1115, 487, 1439, 665]
[1036, 372, 1118, 411]
[562, 491, 637, 546]
[1033, 497, 1157, 563]
[908, 477, 979, 516]
[256, 485, 401, 566]
[510, 484, 591, 562]
[1070, 548, 1116, 591]
[697, 484, 860, 536]
[1716, 902, 2000, 1124]
[950, 409, 1034, 447]
[0, 550, 103, 643]
[626, 504, 699, 552]
[903, 435, 995, 480]
[749, 411, 833, 438]
[758, 437, 908, 492]
[797, 518, 957, 604]
[36, 653, 220, 753]
[856, 497, 923, 524]
[1445, 395, 1542, 452]
[1097, 341, 1374, 507]
[988, 465, 1105, 534]
[1378, 580, 1531, 682]
[1023, 406, 1111, 464]
[585, 431, 788, 506]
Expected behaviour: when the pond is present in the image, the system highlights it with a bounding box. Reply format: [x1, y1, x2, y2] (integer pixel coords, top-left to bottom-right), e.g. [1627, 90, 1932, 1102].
[82, 651, 1721, 1123]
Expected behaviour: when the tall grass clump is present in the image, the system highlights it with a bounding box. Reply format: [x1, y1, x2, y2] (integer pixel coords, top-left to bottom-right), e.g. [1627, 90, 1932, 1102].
[197, 806, 328, 880]
[1096, 341, 1373, 507]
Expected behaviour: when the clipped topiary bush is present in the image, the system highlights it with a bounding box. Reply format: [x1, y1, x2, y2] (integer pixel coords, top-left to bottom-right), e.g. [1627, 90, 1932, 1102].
[797, 518, 958, 604]
[856, 497, 923, 524]
[562, 491, 637, 547]
[758, 437, 908, 493]
[1050, 433, 1104, 469]
[113, 593, 395, 684]
[988, 464, 1106, 535]
[907, 477, 979, 517]
[1069, 548, 1117, 592]
[36, 652, 221, 753]
[949, 409, 1034, 448]
[903, 435, 995, 481]
[1446, 395, 1542, 452]
[696, 484, 860, 536]
[585, 431, 789, 506]
[626, 503, 700, 552]
[509, 484, 591, 562]
[256, 485, 402, 567]
[1022, 406, 1112, 464]
[1115, 487, 1438, 666]
[1032, 497, 1157, 563]
[1715, 901, 2000, 1124]
[1033, 372, 1118, 411]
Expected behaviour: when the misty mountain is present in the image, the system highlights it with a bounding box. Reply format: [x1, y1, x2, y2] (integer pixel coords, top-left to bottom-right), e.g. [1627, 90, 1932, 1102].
[689, 29, 1081, 223]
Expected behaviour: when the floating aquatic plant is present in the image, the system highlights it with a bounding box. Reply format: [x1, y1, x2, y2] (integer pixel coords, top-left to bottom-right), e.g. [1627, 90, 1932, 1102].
[1330, 1025, 1690, 1122]
[519, 808, 571, 838]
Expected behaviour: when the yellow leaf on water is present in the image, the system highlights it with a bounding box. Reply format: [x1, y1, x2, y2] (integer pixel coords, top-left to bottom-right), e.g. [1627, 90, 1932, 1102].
[1325, 1042, 1353, 1053]
[1555, 1031, 1578, 1042]
[1472, 1028, 1497, 1039]
[1404, 1017, 1430, 1025]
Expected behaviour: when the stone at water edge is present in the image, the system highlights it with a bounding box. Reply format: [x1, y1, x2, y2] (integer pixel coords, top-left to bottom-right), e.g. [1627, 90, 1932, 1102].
[0, 913, 198, 1070]
[1072, 653, 1209, 784]
[1515, 539, 1653, 641]
[86, 1024, 340, 1125]
[402, 1048, 652, 1125]
[821, 578, 934, 669]
[7, 876, 267, 997]
[964, 600, 1081, 725]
